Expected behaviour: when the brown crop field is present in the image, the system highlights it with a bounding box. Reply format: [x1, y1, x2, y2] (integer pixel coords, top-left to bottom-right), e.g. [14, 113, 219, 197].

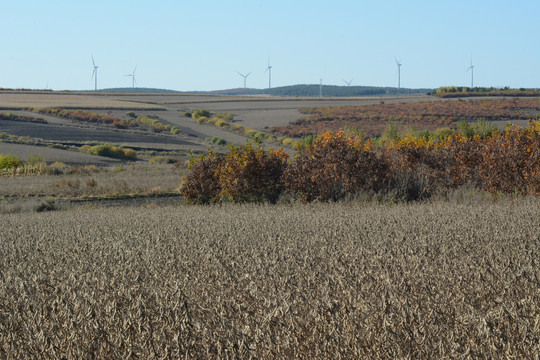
[1, 199, 539, 358]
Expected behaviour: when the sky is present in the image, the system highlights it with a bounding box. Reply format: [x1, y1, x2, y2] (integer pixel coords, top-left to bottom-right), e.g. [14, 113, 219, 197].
[1, 0, 539, 91]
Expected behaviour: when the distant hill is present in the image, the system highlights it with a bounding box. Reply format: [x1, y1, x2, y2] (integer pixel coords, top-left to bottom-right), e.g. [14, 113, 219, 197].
[100, 87, 184, 94]
[102, 85, 433, 97]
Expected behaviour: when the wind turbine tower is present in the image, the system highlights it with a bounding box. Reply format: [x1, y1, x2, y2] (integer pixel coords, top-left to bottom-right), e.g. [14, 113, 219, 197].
[236, 71, 251, 89]
[265, 58, 272, 89]
[91, 56, 99, 91]
[467, 59, 475, 88]
[395, 58, 402, 93]
[125, 67, 137, 88]
[319, 79, 323, 97]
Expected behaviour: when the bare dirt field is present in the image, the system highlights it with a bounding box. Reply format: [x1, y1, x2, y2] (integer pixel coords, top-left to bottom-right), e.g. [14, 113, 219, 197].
[0, 92, 164, 110]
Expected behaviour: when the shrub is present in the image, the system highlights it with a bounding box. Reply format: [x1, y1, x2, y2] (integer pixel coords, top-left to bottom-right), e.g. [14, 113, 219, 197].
[79, 144, 91, 152]
[182, 151, 224, 204]
[480, 122, 539, 195]
[214, 118, 229, 127]
[126, 111, 137, 118]
[0, 153, 22, 169]
[191, 109, 210, 119]
[170, 126, 181, 135]
[216, 142, 289, 203]
[244, 128, 257, 138]
[216, 112, 234, 121]
[183, 111, 192, 118]
[283, 131, 388, 202]
[86, 144, 137, 160]
[210, 137, 227, 146]
[282, 138, 296, 147]
[182, 142, 289, 204]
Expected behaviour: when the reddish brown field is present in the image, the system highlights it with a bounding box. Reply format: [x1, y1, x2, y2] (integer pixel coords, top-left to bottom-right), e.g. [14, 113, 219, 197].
[272, 97, 540, 137]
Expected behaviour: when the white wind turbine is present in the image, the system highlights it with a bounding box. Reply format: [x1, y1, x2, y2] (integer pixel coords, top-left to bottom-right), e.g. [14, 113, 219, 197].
[265, 57, 272, 89]
[343, 79, 353, 86]
[125, 67, 137, 88]
[236, 71, 251, 89]
[91, 56, 99, 91]
[467, 58, 475, 88]
[395, 58, 402, 93]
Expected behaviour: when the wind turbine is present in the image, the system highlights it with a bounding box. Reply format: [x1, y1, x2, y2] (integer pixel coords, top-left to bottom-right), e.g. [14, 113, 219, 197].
[395, 58, 402, 93]
[265, 57, 272, 89]
[236, 71, 251, 89]
[125, 67, 137, 88]
[91, 56, 99, 91]
[343, 79, 353, 86]
[467, 58, 475, 88]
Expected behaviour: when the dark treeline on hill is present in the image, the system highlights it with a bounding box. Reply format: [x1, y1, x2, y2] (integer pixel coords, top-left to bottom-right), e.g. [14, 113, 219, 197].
[99, 87, 184, 94]
[433, 86, 540, 98]
[213, 84, 432, 97]
[101, 85, 432, 97]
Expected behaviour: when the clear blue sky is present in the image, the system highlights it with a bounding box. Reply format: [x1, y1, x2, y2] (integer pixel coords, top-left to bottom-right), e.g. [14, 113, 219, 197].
[1, 0, 539, 91]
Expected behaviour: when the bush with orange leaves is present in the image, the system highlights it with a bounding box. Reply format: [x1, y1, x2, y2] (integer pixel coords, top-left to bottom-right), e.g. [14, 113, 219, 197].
[480, 121, 539, 195]
[182, 141, 289, 204]
[283, 131, 389, 202]
[183, 121, 539, 203]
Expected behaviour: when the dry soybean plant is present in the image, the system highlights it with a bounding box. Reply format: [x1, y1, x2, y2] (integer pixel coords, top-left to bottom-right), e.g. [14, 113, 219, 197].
[0, 199, 539, 358]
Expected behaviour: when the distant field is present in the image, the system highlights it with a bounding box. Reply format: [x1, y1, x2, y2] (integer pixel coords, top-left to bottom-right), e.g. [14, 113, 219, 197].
[0, 91, 436, 164]
[273, 97, 540, 137]
[0, 93, 164, 110]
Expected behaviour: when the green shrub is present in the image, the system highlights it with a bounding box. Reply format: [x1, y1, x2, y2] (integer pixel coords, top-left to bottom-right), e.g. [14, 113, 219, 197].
[170, 126, 181, 135]
[211, 137, 227, 146]
[282, 138, 296, 147]
[126, 111, 137, 118]
[0, 153, 22, 169]
[86, 144, 136, 160]
[25, 154, 45, 166]
[183, 111, 192, 118]
[214, 118, 229, 127]
[216, 112, 234, 121]
[192, 109, 210, 119]
[244, 129, 257, 138]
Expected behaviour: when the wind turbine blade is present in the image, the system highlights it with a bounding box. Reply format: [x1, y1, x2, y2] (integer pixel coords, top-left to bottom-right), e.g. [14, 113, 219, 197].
[246, 72, 252, 77]
[92, 56, 95, 67]
[236, 71, 244, 77]
[133, 67, 137, 75]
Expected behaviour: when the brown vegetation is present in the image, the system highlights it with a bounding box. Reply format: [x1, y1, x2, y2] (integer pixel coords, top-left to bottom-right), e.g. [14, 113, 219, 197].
[1, 200, 538, 358]
[272, 98, 540, 138]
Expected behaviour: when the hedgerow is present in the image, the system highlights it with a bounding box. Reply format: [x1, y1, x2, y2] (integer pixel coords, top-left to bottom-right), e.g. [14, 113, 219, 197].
[183, 121, 539, 203]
